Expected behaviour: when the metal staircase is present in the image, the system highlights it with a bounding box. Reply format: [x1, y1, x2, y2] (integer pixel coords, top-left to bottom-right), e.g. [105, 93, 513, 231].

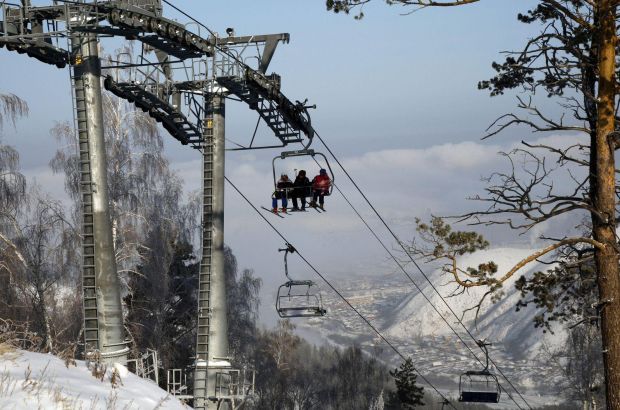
[217, 75, 304, 147]
[98, 4, 212, 60]
[103, 76, 203, 148]
[0, 2, 68, 68]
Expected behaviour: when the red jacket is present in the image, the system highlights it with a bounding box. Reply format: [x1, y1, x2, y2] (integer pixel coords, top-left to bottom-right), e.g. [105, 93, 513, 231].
[312, 174, 331, 193]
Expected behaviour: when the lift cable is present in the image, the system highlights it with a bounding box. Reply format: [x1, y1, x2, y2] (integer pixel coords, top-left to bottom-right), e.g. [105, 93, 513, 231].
[162, 0, 219, 39]
[92, 1, 527, 405]
[312, 131, 532, 410]
[162, 0, 273, 75]
[6, 0, 521, 405]
[224, 175, 458, 410]
[308, 157, 525, 410]
[310, 157, 525, 410]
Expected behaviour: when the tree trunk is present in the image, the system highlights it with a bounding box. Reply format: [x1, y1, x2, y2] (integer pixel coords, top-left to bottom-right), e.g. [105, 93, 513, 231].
[593, 1, 620, 408]
[35, 281, 53, 352]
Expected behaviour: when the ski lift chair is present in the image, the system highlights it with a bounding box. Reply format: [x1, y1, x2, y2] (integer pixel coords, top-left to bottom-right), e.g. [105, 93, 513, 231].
[272, 149, 335, 200]
[275, 244, 327, 318]
[459, 370, 501, 403]
[458, 341, 501, 403]
[276, 279, 327, 318]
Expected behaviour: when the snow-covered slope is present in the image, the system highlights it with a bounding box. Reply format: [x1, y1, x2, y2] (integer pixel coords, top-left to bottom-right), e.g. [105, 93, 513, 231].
[0, 345, 189, 409]
[384, 247, 566, 358]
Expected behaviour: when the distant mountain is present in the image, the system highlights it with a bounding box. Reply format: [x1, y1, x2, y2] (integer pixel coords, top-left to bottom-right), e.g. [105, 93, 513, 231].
[294, 246, 573, 405]
[383, 247, 567, 359]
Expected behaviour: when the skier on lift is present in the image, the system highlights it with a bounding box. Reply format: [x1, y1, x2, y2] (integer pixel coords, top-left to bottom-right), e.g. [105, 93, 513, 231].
[310, 168, 331, 210]
[292, 170, 311, 211]
[272, 173, 293, 214]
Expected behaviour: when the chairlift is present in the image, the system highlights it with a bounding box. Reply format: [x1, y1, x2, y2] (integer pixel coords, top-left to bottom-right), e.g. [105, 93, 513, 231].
[458, 340, 501, 404]
[272, 149, 335, 198]
[275, 244, 327, 318]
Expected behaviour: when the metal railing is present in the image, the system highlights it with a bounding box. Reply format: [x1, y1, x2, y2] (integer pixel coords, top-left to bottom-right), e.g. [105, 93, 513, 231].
[127, 349, 159, 384]
[214, 368, 256, 400]
[167, 368, 193, 400]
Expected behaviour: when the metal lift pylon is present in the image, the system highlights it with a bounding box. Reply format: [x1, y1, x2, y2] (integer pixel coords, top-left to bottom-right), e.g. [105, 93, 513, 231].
[69, 30, 128, 364]
[1, 0, 312, 403]
[194, 93, 231, 410]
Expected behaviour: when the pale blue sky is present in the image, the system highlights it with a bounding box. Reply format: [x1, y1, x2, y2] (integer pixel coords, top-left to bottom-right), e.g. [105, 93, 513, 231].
[2, 0, 574, 325]
[3, 0, 543, 163]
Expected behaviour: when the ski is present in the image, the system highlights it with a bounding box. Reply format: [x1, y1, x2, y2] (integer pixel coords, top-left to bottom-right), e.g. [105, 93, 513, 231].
[261, 206, 285, 218]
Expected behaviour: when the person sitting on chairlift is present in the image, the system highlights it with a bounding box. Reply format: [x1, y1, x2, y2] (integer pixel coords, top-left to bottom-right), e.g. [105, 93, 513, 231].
[292, 170, 311, 211]
[310, 169, 331, 210]
[272, 173, 293, 214]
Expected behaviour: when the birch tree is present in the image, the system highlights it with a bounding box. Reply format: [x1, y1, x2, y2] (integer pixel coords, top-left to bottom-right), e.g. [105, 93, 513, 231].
[0, 188, 79, 352]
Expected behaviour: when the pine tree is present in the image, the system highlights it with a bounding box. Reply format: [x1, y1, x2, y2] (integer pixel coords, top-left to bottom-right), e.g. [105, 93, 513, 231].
[388, 358, 424, 409]
[326, 3, 620, 407]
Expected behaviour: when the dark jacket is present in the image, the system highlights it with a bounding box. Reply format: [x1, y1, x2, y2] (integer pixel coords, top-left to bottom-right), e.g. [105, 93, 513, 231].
[274, 178, 293, 199]
[293, 175, 311, 197]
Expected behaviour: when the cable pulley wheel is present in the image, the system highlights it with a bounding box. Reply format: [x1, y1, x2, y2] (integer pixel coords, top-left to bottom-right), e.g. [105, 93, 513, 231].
[146, 17, 157, 32]
[184, 32, 195, 46]
[167, 24, 179, 39]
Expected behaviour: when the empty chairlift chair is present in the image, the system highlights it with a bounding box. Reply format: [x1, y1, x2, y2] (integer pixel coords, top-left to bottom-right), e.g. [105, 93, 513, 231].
[458, 340, 501, 404]
[275, 244, 327, 318]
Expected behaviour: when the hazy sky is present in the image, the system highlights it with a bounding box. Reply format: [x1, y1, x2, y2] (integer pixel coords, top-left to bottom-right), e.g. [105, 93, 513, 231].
[2, 0, 581, 324]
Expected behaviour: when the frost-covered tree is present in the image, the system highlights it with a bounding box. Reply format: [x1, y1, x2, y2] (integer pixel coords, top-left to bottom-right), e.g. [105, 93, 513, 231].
[548, 323, 605, 410]
[0, 92, 27, 227]
[0, 187, 80, 352]
[0, 92, 29, 327]
[225, 246, 262, 366]
[386, 358, 424, 409]
[0, 93, 28, 130]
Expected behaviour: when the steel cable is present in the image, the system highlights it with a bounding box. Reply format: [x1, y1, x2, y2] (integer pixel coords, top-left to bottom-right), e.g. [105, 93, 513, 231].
[312, 131, 532, 409]
[225, 175, 458, 409]
[309, 155, 525, 410]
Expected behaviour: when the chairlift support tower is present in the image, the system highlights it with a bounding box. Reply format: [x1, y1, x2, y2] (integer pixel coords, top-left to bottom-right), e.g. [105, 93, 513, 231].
[1, 1, 315, 408]
[70, 30, 128, 363]
[194, 93, 230, 410]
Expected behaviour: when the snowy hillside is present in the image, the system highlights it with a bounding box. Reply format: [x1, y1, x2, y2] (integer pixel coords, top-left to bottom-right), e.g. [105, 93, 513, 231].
[293, 246, 572, 405]
[384, 247, 567, 358]
[0, 345, 189, 409]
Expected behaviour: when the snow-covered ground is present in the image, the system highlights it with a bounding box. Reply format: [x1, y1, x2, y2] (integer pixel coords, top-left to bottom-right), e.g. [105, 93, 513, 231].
[0, 345, 189, 409]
